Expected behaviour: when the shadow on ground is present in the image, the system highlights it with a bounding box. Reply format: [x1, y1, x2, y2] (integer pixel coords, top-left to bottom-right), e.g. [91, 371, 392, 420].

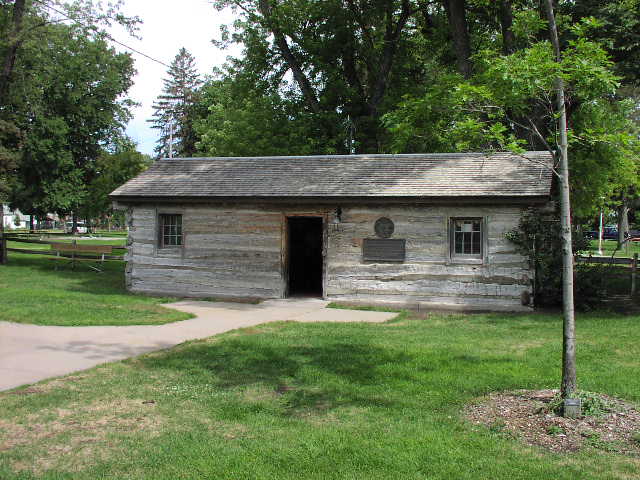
[36, 340, 176, 361]
[136, 336, 416, 413]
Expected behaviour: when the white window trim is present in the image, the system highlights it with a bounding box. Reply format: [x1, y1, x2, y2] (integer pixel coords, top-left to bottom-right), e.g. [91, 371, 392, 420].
[449, 217, 486, 264]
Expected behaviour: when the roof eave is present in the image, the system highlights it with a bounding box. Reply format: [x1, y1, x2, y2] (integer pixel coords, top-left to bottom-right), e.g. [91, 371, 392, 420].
[110, 194, 551, 206]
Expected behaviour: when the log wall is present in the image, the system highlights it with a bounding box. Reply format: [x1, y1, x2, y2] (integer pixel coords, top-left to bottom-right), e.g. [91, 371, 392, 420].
[325, 205, 531, 311]
[124, 203, 533, 311]
[125, 205, 286, 299]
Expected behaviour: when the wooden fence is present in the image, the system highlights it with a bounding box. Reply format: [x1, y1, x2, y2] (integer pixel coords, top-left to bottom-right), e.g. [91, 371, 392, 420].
[0, 232, 6, 264]
[576, 253, 638, 295]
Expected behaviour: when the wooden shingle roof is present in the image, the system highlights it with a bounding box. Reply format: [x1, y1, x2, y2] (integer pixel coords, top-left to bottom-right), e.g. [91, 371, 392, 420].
[110, 152, 553, 201]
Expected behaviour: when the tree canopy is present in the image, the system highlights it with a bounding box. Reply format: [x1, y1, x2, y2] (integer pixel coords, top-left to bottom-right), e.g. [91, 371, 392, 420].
[196, 0, 639, 221]
[1, 0, 638, 227]
[0, 0, 139, 223]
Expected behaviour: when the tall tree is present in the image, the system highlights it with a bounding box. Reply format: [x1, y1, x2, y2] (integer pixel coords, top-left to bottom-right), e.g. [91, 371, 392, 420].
[200, 0, 639, 224]
[82, 139, 150, 227]
[149, 47, 202, 158]
[443, 0, 472, 77]
[560, 0, 640, 87]
[213, 0, 419, 153]
[195, 73, 342, 156]
[383, 2, 638, 219]
[0, 0, 138, 240]
[0, 0, 26, 106]
[8, 19, 134, 226]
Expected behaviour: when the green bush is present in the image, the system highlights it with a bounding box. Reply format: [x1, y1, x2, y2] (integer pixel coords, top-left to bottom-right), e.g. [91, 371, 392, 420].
[506, 207, 603, 308]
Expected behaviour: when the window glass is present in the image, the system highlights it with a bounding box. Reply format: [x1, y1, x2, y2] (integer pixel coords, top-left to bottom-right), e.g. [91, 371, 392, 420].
[159, 214, 182, 247]
[452, 218, 482, 258]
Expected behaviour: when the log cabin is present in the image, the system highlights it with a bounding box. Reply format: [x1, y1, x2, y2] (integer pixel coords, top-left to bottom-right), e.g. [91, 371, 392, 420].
[110, 152, 553, 311]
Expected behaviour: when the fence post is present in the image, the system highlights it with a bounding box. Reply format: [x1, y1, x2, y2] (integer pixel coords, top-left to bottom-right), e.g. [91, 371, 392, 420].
[0, 232, 6, 265]
[632, 253, 638, 296]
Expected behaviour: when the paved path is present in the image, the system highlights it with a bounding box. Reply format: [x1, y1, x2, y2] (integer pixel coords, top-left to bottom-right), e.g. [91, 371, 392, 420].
[0, 299, 397, 392]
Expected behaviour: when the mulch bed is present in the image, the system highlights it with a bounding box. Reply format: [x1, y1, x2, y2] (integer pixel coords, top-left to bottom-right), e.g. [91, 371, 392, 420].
[465, 389, 640, 456]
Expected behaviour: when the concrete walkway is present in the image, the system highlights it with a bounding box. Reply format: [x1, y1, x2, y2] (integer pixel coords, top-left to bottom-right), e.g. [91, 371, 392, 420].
[0, 299, 397, 392]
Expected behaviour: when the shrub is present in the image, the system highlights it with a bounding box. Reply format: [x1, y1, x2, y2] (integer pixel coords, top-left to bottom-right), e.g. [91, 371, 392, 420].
[506, 207, 603, 308]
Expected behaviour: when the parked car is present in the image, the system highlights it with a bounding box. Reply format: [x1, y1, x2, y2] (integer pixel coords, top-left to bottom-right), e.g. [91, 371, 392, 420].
[603, 227, 619, 240]
[65, 221, 88, 234]
[585, 227, 619, 240]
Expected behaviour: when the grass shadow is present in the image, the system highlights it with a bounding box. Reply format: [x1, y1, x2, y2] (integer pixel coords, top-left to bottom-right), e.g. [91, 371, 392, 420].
[138, 337, 413, 414]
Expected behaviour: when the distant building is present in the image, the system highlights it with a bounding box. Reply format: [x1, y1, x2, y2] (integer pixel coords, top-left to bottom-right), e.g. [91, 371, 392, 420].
[2, 205, 31, 230]
[2, 205, 61, 230]
[110, 152, 553, 311]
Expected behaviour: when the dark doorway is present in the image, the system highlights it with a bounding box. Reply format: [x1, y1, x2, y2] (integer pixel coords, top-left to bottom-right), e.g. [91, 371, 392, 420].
[287, 217, 323, 297]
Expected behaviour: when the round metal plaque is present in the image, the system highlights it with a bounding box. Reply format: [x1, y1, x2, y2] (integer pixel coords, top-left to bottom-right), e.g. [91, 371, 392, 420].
[374, 217, 394, 238]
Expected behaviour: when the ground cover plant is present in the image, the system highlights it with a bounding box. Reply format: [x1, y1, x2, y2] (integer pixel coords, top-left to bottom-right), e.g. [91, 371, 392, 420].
[0, 309, 638, 479]
[0, 253, 191, 326]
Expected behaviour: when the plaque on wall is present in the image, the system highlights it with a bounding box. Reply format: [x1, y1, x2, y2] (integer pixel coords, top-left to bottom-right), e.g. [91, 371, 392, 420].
[374, 217, 394, 238]
[362, 238, 406, 262]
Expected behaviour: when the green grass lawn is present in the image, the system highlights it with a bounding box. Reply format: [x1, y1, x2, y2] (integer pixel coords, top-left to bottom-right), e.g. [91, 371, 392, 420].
[0, 253, 191, 326]
[587, 239, 640, 258]
[0, 309, 639, 479]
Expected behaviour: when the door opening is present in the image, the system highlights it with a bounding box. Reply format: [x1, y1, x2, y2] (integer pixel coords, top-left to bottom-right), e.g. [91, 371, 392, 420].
[287, 217, 323, 297]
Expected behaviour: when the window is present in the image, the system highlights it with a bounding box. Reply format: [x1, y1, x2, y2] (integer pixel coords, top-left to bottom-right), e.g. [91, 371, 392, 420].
[451, 218, 483, 259]
[159, 214, 182, 247]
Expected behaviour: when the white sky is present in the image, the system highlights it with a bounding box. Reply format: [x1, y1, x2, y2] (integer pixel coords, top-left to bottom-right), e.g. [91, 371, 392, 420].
[108, 0, 241, 156]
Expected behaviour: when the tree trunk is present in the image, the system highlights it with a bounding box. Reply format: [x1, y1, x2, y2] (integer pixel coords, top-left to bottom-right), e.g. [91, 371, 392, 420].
[258, 0, 321, 114]
[72, 212, 78, 234]
[499, 0, 515, 54]
[353, 114, 381, 154]
[0, 203, 6, 264]
[618, 196, 630, 248]
[544, 0, 577, 401]
[0, 0, 28, 107]
[443, 0, 473, 78]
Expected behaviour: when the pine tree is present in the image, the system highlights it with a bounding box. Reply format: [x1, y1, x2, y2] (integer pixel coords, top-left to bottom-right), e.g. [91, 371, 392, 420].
[149, 48, 202, 158]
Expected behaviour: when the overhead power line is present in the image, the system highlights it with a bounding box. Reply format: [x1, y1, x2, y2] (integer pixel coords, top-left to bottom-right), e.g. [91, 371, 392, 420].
[32, 0, 171, 68]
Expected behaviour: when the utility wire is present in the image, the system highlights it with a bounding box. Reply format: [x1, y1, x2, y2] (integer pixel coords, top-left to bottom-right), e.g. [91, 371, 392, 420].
[32, 0, 171, 68]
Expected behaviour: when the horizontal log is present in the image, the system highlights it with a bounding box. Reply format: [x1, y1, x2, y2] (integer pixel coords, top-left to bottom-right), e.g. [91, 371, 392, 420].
[327, 262, 527, 276]
[326, 293, 525, 306]
[130, 284, 280, 299]
[327, 272, 528, 286]
[325, 278, 526, 297]
[131, 254, 281, 272]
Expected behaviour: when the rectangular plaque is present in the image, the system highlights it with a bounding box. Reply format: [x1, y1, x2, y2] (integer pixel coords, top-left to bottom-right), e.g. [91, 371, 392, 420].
[362, 239, 406, 262]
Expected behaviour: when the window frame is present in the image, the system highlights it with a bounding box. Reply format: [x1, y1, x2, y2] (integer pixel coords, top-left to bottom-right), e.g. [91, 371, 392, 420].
[449, 217, 485, 262]
[157, 213, 183, 249]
